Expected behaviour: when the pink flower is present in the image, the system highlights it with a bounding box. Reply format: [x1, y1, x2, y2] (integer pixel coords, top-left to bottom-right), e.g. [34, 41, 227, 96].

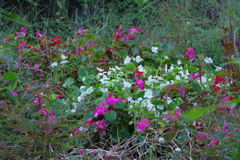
[135, 79, 145, 90]
[237, 125, 240, 130]
[129, 27, 137, 34]
[49, 112, 56, 119]
[34, 64, 40, 70]
[93, 103, 108, 117]
[123, 35, 129, 40]
[94, 119, 106, 130]
[189, 72, 200, 79]
[128, 34, 134, 39]
[88, 41, 93, 47]
[207, 137, 219, 147]
[38, 108, 48, 116]
[72, 128, 80, 135]
[77, 28, 87, 35]
[105, 93, 122, 106]
[86, 119, 94, 125]
[78, 148, 84, 154]
[4, 37, 9, 42]
[56, 95, 61, 99]
[35, 30, 46, 38]
[185, 47, 194, 60]
[222, 123, 229, 132]
[16, 40, 26, 49]
[136, 119, 151, 131]
[10, 91, 18, 97]
[173, 108, 182, 118]
[197, 133, 207, 141]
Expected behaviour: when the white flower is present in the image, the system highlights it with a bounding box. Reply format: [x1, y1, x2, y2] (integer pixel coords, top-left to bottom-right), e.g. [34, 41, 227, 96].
[215, 66, 222, 71]
[200, 76, 207, 83]
[124, 56, 131, 65]
[61, 54, 68, 60]
[97, 67, 105, 72]
[204, 57, 213, 63]
[123, 81, 132, 88]
[176, 75, 181, 80]
[77, 95, 84, 102]
[138, 65, 144, 72]
[137, 98, 143, 103]
[135, 55, 143, 63]
[79, 127, 88, 132]
[177, 60, 182, 65]
[60, 60, 69, 64]
[151, 46, 158, 53]
[99, 75, 110, 84]
[157, 105, 164, 110]
[175, 148, 181, 152]
[164, 56, 169, 59]
[86, 87, 94, 94]
[146, 100, 154, 111]
[127, 97, 135, 103]
[70, 108, 76, 113]
[50, 62, 58, 68]
[100, 88, 108, 93]
[158, 137, 165, 143]
[116, 66, 121, 70]
[144, 89, 153, 99]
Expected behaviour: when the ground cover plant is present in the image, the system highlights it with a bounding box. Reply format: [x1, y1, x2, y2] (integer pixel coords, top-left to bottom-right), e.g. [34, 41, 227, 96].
[0, 0, 240, 159]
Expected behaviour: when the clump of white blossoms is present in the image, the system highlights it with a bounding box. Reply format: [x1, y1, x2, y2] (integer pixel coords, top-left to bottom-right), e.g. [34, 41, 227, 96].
[60, 54, 69, 64]
[123, 80, 132, 88]
[204, 57, 213, 63]
[151, 46, 158, 53]
[50, 62, 58, 68]
[77, 86, 94, 102]
[124, 56, 131, 65]
[135, 55, 143, 63]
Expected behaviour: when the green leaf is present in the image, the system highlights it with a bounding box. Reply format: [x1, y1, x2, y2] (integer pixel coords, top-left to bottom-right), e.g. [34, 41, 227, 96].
[78, 67, 88, 78]
[187, 66, 197, 72]
[84, 34, 95, 40]
[2, 72, 18, 80]
[228, 59, 240, 64]
[104, 110, 117, 122]
[123, 63, 136, 71]
[191, 82, 202, 93]
[114, 101, 124, 109]
[184, 99, 240, 119]
[7, 79, 17, 90]
[65, 77, 74, 85]
[135, 0, 143, 6]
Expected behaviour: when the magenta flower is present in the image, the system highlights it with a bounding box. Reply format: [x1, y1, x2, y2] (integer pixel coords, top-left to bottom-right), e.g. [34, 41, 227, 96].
[185, 47, 194, 60]
[16, 40, 26, 49]
[49, 112, 56, 119]
[4, 37, 9, 42]
[34, 64, 40, 70]
[189, 72, 200, 79]
[94, 119, 106, 130]
[10, 91, 18, 97]
[77, 28, 87, 35]
[222, 122, 229, 132]
[93, 103, 108, 117]
[136, 119, 151, 131]
[128, 34, 134, 39]
[105, 93, 122, 106]
[123, 35, 129, 40]
[173, 108, 182, 118]
[86, 119, 94, 125]
[196, 133, 207, 141]
[38, 108, 48, 116]
[135, 78, 145, 90]
[129, 27, 137, 34]
[78, 148, 84, 154]
[207, 137, 219, 147]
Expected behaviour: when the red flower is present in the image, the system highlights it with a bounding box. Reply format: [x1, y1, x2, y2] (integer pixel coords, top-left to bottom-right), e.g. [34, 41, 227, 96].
[213, 75, 224, 84]
[210, 85, 221, 92]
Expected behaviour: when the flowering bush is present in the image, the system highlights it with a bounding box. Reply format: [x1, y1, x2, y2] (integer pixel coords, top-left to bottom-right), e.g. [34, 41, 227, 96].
[0, 26, 239, 159]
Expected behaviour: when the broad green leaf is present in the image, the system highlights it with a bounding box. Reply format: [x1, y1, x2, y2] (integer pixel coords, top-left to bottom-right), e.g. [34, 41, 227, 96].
[191, 82, 202, 93]
[78, 67, 88, 78]
[2, 72, 18, 80]
[114, 101, 124, 109]
[65, 77, 74, 85]
[135, 0, 143, 6]
[123, 63, 136, 71]
[187, 66, 197, 72]
[84, 34, 95, 40]
[104, 110, 117, 122]
[184, 99, 240, 119]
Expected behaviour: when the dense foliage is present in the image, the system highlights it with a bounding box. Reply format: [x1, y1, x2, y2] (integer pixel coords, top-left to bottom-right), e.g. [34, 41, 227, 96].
[0, 0, 240, 159]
